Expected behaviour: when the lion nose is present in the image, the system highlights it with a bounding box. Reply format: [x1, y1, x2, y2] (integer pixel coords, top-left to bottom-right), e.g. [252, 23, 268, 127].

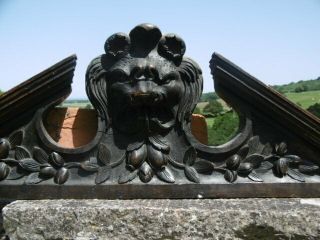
[131, 65, 159, 82]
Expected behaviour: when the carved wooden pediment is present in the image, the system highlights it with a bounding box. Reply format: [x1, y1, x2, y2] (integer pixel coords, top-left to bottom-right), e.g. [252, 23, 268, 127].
[0, 24, 319, 199]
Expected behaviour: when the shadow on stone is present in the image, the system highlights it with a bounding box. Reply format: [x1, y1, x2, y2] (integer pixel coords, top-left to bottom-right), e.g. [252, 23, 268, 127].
[235, 224, 315, 240]
[0, 202, 9, 240]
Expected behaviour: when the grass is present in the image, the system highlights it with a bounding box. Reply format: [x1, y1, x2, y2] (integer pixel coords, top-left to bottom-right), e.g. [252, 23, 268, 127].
[284, 90, 320, 109]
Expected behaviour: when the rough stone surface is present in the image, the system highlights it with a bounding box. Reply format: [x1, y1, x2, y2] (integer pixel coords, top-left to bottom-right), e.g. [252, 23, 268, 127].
[3, 199, 320, 240]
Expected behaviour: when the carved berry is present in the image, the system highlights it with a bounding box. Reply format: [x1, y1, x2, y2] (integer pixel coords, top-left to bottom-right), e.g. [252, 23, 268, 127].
[226, 154, 241, 170]
[40, 166, 57, 177]
[54, 167, 69, 185]
[49, 152, 64, 168]
[275, 158, 288, 176]
[127, 144, 147, 169]
[139, 162, 153, 183]
[147, 145, 167, 170]
[237, 163, 253, 174]
[0, 139, 10, 159]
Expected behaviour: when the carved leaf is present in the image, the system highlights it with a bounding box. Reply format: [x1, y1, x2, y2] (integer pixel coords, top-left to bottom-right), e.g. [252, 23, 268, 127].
[127, 141, 144, 152]
[25, 173, 46, 185]
[19, 158, 40, 172]
[33, 147, 49, 164]
[287, 168, 305, 182]
[224, 170, 237, 183]
[118, 169, 138, 184]
[63, 162, 81, 168]
[193, 160, 215, 174]
[243, 154, 265, 168]
[156, 167, 175, 183]
[0, 162, 10, 180]
[148, 136, 170, 153]
[15, 146, 31, 160]
[248, 136, 260, 155]
[184, 166, 200, 183]
[263, 155, 279, 162]
[110, 153, 126, 168]
[298, 164, 319, 174]
[95, 165, 111, 184]
[237, 144, 249, 159]
[275, 142, 287, 156]
[261, 143, 273, 156]
[54, 167, 69, 185]
[8, 130, 24, 149]
[283, 155, 302, 164]
[248, 171, 263, 182]
[183, 147, 197, 166]
[255, 161, 273, 173]
[81, 160, 99, 172]
[6, 166, 25, 180]
[98, 144, 111, 165]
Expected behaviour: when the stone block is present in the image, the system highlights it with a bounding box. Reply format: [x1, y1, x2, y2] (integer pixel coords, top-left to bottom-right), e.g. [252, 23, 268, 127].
[2, 199, 320, 240]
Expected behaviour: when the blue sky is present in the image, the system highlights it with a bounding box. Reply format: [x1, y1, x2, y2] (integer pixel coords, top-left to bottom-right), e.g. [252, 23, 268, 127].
[0, 0, 319, 98]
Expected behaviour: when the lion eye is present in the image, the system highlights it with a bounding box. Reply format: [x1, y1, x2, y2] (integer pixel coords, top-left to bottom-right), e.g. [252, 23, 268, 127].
[161, 72, 179, 84]
[109, 69, 128, 83]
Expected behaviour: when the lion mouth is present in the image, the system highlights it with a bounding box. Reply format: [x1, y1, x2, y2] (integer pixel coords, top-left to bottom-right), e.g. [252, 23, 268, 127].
[130, 92, 163, 106]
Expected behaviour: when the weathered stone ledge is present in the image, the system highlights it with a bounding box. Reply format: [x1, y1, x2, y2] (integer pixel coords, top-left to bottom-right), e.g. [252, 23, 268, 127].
[2, 199, 320, 240]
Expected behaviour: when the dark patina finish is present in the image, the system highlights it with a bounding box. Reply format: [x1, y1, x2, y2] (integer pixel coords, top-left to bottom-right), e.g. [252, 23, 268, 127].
[0, 23, 319, 199]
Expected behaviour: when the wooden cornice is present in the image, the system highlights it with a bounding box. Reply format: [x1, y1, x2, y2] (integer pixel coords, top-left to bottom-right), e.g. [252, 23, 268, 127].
[0, 55, 77, 136]
[210, 52, 320, 150]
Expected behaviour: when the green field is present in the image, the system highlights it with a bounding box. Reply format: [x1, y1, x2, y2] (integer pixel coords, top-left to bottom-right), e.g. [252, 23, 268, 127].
[284, 90, 320, 109]
[61, 100, 92, 109]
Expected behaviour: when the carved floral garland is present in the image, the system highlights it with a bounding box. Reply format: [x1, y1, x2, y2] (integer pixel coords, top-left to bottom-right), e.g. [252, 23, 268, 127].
[0, 130, 319, 185]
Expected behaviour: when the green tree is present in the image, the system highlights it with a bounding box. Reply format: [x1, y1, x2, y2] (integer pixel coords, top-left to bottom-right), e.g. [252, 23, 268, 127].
[0, 89, 2, 95]
[294, 84, 308, 93]
[200, 92, 218, 102]
[307, 103, 320, 118]
[208, 111, 239, 145]
[85, 104, 92, 109]
[203, 100, 223, 116]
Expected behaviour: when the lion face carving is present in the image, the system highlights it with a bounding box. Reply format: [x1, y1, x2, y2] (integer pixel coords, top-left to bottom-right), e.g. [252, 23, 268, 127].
[86, 23, 203, 136]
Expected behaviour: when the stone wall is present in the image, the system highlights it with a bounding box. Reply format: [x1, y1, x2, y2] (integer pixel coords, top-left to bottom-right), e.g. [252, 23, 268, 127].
[2, 199, 320, 240]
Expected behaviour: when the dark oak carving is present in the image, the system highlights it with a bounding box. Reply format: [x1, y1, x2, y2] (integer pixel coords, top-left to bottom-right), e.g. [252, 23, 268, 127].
[0, 24, 319, 199]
